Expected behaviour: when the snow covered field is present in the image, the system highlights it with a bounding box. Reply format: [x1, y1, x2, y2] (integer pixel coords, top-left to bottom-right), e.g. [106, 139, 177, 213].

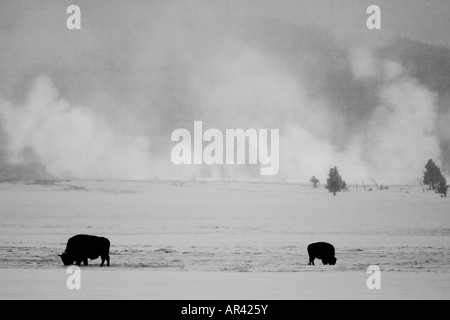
[0, 180, 449, 299]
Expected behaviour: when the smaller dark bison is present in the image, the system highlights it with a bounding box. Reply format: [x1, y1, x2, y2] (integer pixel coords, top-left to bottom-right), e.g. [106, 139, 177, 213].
[59, 234, 110, 267]
[307, 242, 337, 265]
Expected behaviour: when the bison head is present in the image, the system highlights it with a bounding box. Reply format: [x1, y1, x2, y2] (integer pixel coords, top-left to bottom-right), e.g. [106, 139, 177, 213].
[328, 257, 337, 265]
[59, 252, 74, 266]
[323, 257, 337, 265]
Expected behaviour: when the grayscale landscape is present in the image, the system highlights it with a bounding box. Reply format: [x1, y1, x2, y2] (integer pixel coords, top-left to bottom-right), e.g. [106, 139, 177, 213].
[1, 1, 450, 300]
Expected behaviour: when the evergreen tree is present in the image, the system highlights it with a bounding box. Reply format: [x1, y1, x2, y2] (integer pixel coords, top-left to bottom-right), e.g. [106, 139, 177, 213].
[310, 176, 319, 188]
[423, 159, 442, 190]
[326, 167, 343, 196]
[436, 176, 449, 197]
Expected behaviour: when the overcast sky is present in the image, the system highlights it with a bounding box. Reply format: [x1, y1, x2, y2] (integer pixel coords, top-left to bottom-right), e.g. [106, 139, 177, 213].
[2, 0, 450, 48]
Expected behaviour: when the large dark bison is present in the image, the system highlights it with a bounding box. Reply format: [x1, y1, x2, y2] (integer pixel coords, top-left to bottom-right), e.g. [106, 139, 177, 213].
[307, 242, 336, 265]
[59, 234, 110, 266]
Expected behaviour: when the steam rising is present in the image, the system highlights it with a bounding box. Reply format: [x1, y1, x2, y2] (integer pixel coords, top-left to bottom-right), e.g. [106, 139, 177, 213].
[1, 76, 153, 179]
[0, 1, 447, 183]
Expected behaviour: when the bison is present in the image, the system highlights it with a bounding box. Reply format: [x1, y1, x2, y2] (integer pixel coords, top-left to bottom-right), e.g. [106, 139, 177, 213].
[307, 242, 337, 265]
[59, 234, 110, 267]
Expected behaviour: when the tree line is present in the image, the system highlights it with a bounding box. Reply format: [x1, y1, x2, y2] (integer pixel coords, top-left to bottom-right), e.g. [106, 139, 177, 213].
[310, 159, 448, 197]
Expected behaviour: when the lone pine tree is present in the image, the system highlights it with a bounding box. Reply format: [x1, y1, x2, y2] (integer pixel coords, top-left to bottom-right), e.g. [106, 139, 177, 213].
[423, 159, 442, 190]
[326, 167, 343, 196]
[310, 176, 319, 188]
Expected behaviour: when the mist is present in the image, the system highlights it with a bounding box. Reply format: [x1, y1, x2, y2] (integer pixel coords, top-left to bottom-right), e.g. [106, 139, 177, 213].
[0, 1, 448, 183]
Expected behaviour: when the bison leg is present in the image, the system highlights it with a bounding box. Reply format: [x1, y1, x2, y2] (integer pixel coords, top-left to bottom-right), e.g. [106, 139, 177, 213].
[83, 259, 88, 266]
[101, 255, 110, 267]
[309, 257, 315, 266]
[75, 260, 81, 266]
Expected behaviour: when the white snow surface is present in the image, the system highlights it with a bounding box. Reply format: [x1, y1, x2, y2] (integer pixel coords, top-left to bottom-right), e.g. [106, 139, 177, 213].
[0, 180, 449, 299]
